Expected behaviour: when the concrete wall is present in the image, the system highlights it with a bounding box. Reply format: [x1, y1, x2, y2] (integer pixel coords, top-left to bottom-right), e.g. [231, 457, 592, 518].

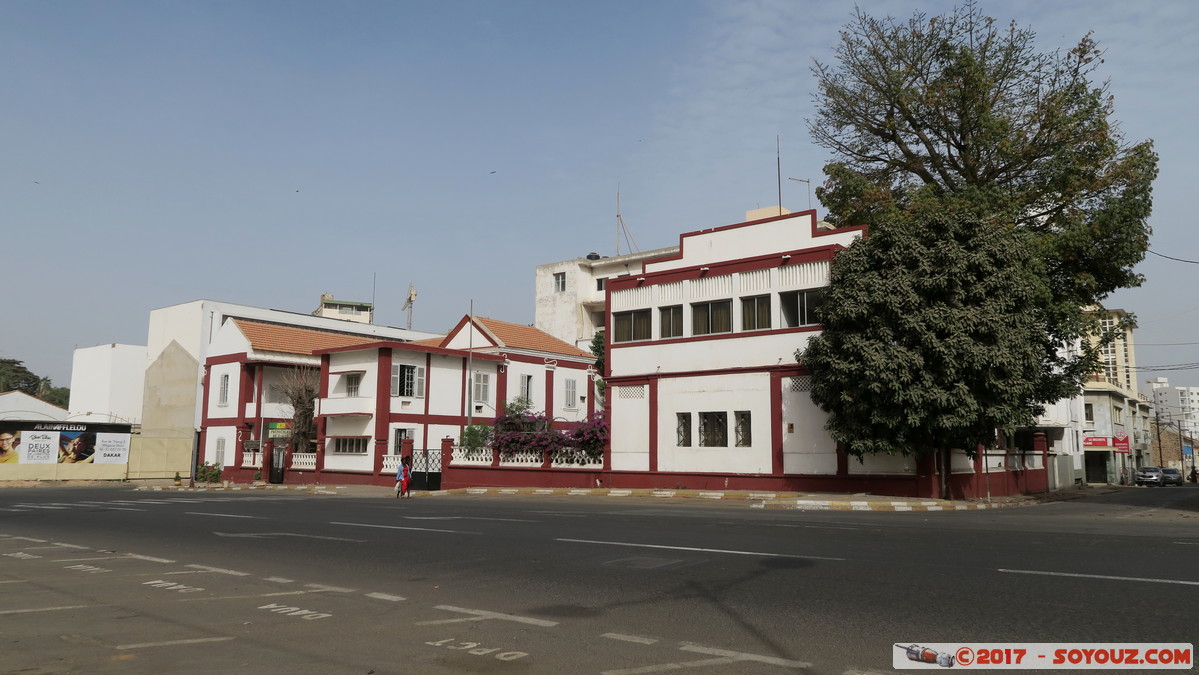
[69, 343, 146, 424]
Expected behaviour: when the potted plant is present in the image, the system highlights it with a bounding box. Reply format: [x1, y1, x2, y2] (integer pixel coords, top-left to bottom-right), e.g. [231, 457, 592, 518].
[173, 472, 182, 487]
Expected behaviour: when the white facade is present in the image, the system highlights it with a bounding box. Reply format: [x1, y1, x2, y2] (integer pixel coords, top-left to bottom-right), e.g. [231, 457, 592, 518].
[68, 343, 146, 425]
[1147, 377, 1199, 427]
[0, 391, 68, 422]
[535, 246, 679, 351]
[607, 209, 868, 478]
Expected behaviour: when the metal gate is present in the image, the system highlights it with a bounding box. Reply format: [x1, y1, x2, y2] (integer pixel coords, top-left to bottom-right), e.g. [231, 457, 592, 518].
[411, 448, 442, 491]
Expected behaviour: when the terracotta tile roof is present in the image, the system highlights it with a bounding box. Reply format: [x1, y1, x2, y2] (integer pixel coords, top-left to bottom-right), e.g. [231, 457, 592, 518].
[233, 319, 377, 356]
[476, 317, 593, 358]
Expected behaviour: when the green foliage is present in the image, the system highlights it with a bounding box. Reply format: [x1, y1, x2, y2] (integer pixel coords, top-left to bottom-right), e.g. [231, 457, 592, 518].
[195, 462, 223, 483]
[0, 359, 69, 407]
[801, 207, 1048, 458]
[460, 424, 493, 460]
[589, 332, 605, 376]
[805, 2, 1158, 456]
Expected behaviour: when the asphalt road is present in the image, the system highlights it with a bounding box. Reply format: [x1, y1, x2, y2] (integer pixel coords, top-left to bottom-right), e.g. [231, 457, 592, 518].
[1, 484, 1196, 674]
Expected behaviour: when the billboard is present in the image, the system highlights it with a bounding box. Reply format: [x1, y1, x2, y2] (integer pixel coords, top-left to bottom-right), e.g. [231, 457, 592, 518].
[0, 422, 132, 465]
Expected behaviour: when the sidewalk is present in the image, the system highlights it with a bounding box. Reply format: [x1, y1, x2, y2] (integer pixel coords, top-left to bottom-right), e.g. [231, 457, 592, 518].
[132, 481, 1069, 512]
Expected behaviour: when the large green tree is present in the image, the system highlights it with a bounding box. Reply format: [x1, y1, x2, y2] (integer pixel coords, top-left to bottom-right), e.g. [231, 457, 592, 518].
[0, 359, 69, 408]
[802, 203, 1063, 493]
[802, 3, 1156, 467]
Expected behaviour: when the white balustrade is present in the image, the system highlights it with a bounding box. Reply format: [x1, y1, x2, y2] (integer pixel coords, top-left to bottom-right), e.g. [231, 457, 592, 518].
[290, 453, 316, 470]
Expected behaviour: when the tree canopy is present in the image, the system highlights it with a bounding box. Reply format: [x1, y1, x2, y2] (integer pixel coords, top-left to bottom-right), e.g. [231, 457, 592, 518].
[802, 204, 1053, 458]
[802, 3, 1156, 460]
[0, 358, 70, 408]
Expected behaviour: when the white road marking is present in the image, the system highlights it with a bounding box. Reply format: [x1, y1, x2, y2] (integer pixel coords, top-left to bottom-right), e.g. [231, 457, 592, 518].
[680, 643, 811, 668]
[603, 657, 736, 673]
[52, 556, 126, 562]
[304, 583, 355, 593]
[186, 512, 260, 519]
[213, 532, 365, 541]
[403, 516, 536, 522]
[602, 633, 659, 645]
[0, 580, 28, 584]
[0, 605, 93, 615]
[263, 576, 295, 584]
[185, 564, 250, 576]
[1174, 542, 1199, 546]
[417, 605, 558, 627]
[116, 637, 234, 650]
[128, 554, 175, 563]
[556, 538, 845, 561]
[366, 592, 406, 602]
[331, 521, 479, 534]
[998, 568, 1199, 586]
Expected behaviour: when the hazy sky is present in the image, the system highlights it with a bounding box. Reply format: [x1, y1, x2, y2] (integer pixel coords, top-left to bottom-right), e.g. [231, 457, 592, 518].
[4, 1, 1198, 391]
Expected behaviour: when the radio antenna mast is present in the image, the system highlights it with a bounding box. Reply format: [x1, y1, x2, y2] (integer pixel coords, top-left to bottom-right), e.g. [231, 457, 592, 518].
[400, 283, 417, 330]
[615, 188, 640, 256]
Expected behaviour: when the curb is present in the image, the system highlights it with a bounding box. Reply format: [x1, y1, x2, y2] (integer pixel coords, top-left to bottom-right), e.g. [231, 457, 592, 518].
[135, 484, 1034, 511]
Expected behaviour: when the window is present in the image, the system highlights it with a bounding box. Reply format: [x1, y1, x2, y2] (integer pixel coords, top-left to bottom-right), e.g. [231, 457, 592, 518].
[735, 411, 752, 447]
[780, 288, 824, 328]
[391, 365, 425, 397]
[692, 300, 732, 336]
[553, 272, 566, 292]
[267, 384, 286, 404]
[660, 305, 684, 338]
[1113, 407, 1124, 424]
[741, 295, 771, 331]
[596, 278, 606, 292]
[613, 309, 651, 343]
[331, 437, 368, 454]
[564, 379, 578, 408]
[214, 437, 226, 467]
[1084, 403, 1094, 424]
[473, 372, 490, 402]
[520, 374, 534, 400]
[345, 373, 362, 397]
[699, 412, 727, 447]
[393, 428, 413, 453]
[218, 374, 229, 405]
[676, 413, 692, 447]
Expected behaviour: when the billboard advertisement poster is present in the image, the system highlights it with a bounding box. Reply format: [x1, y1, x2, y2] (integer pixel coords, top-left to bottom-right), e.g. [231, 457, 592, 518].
[94, 433, 131, 464]
[1, 422, 133, 466]
[19, 431, 59, 464]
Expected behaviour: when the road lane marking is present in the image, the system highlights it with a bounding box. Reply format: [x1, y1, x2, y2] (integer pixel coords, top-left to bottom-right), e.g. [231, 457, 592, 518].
[603, 658, 736, 673]
[1174, 542, 1199, 546]
[52, 556, 127, 562]
[186, 512, 261, 519]
[331, 521, 479, 534]
[185, 564, 250, 576]
[417, 605, 558, 627]
[128, 554, 175, 563]
[556, 538, 845, 561]
[602, 633, 659, 645]
[116, 637, 234, 650]
[366, 592, 406, 602]
[403, 516, 537, 522]
[264, 576, 295, 583]
[680, 643, 812, 667]
[214, 532, 365, 541]
[304, 583, 355, 593]
[0, 605, 94, 615]
[998, 568, 1199, 586]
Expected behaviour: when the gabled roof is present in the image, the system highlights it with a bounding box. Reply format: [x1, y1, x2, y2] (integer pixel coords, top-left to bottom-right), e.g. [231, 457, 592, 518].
[233, 319, 377, 356]
[473, 317, 592, 358]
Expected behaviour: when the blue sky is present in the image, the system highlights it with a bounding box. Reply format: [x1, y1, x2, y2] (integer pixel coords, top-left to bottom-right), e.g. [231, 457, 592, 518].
[4, 1, 1198, 391]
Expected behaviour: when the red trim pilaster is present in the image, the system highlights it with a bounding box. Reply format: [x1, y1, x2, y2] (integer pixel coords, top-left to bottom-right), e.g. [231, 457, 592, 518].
[374, 348, 392, 475]
[770, 371, 783, 475]
[648, 378, 659, 473]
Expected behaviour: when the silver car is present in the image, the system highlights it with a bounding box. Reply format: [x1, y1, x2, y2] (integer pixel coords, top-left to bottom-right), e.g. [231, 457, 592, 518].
[1136, 466, 1163, 486]
[1161, 468, 1184, 486]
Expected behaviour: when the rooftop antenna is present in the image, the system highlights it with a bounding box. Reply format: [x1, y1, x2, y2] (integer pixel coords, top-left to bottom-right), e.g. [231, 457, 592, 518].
[400, 283, 417, 330]
[777, 135, 783, 216]
[615, 187, 640, 256]
[788, 178, 812, 211]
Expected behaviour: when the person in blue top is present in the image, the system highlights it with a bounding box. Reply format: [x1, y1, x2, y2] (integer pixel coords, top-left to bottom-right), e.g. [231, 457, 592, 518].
[395, 455, 413, 498]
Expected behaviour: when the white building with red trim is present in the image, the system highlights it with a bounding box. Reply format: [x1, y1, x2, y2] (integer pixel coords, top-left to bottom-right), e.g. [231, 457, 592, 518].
[599, 208, 1051, 498]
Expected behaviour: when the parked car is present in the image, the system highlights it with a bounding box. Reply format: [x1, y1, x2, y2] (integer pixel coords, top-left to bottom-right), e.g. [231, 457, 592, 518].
[1161, 467, 1184, 486]
[1136, 466, 1163, 486]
